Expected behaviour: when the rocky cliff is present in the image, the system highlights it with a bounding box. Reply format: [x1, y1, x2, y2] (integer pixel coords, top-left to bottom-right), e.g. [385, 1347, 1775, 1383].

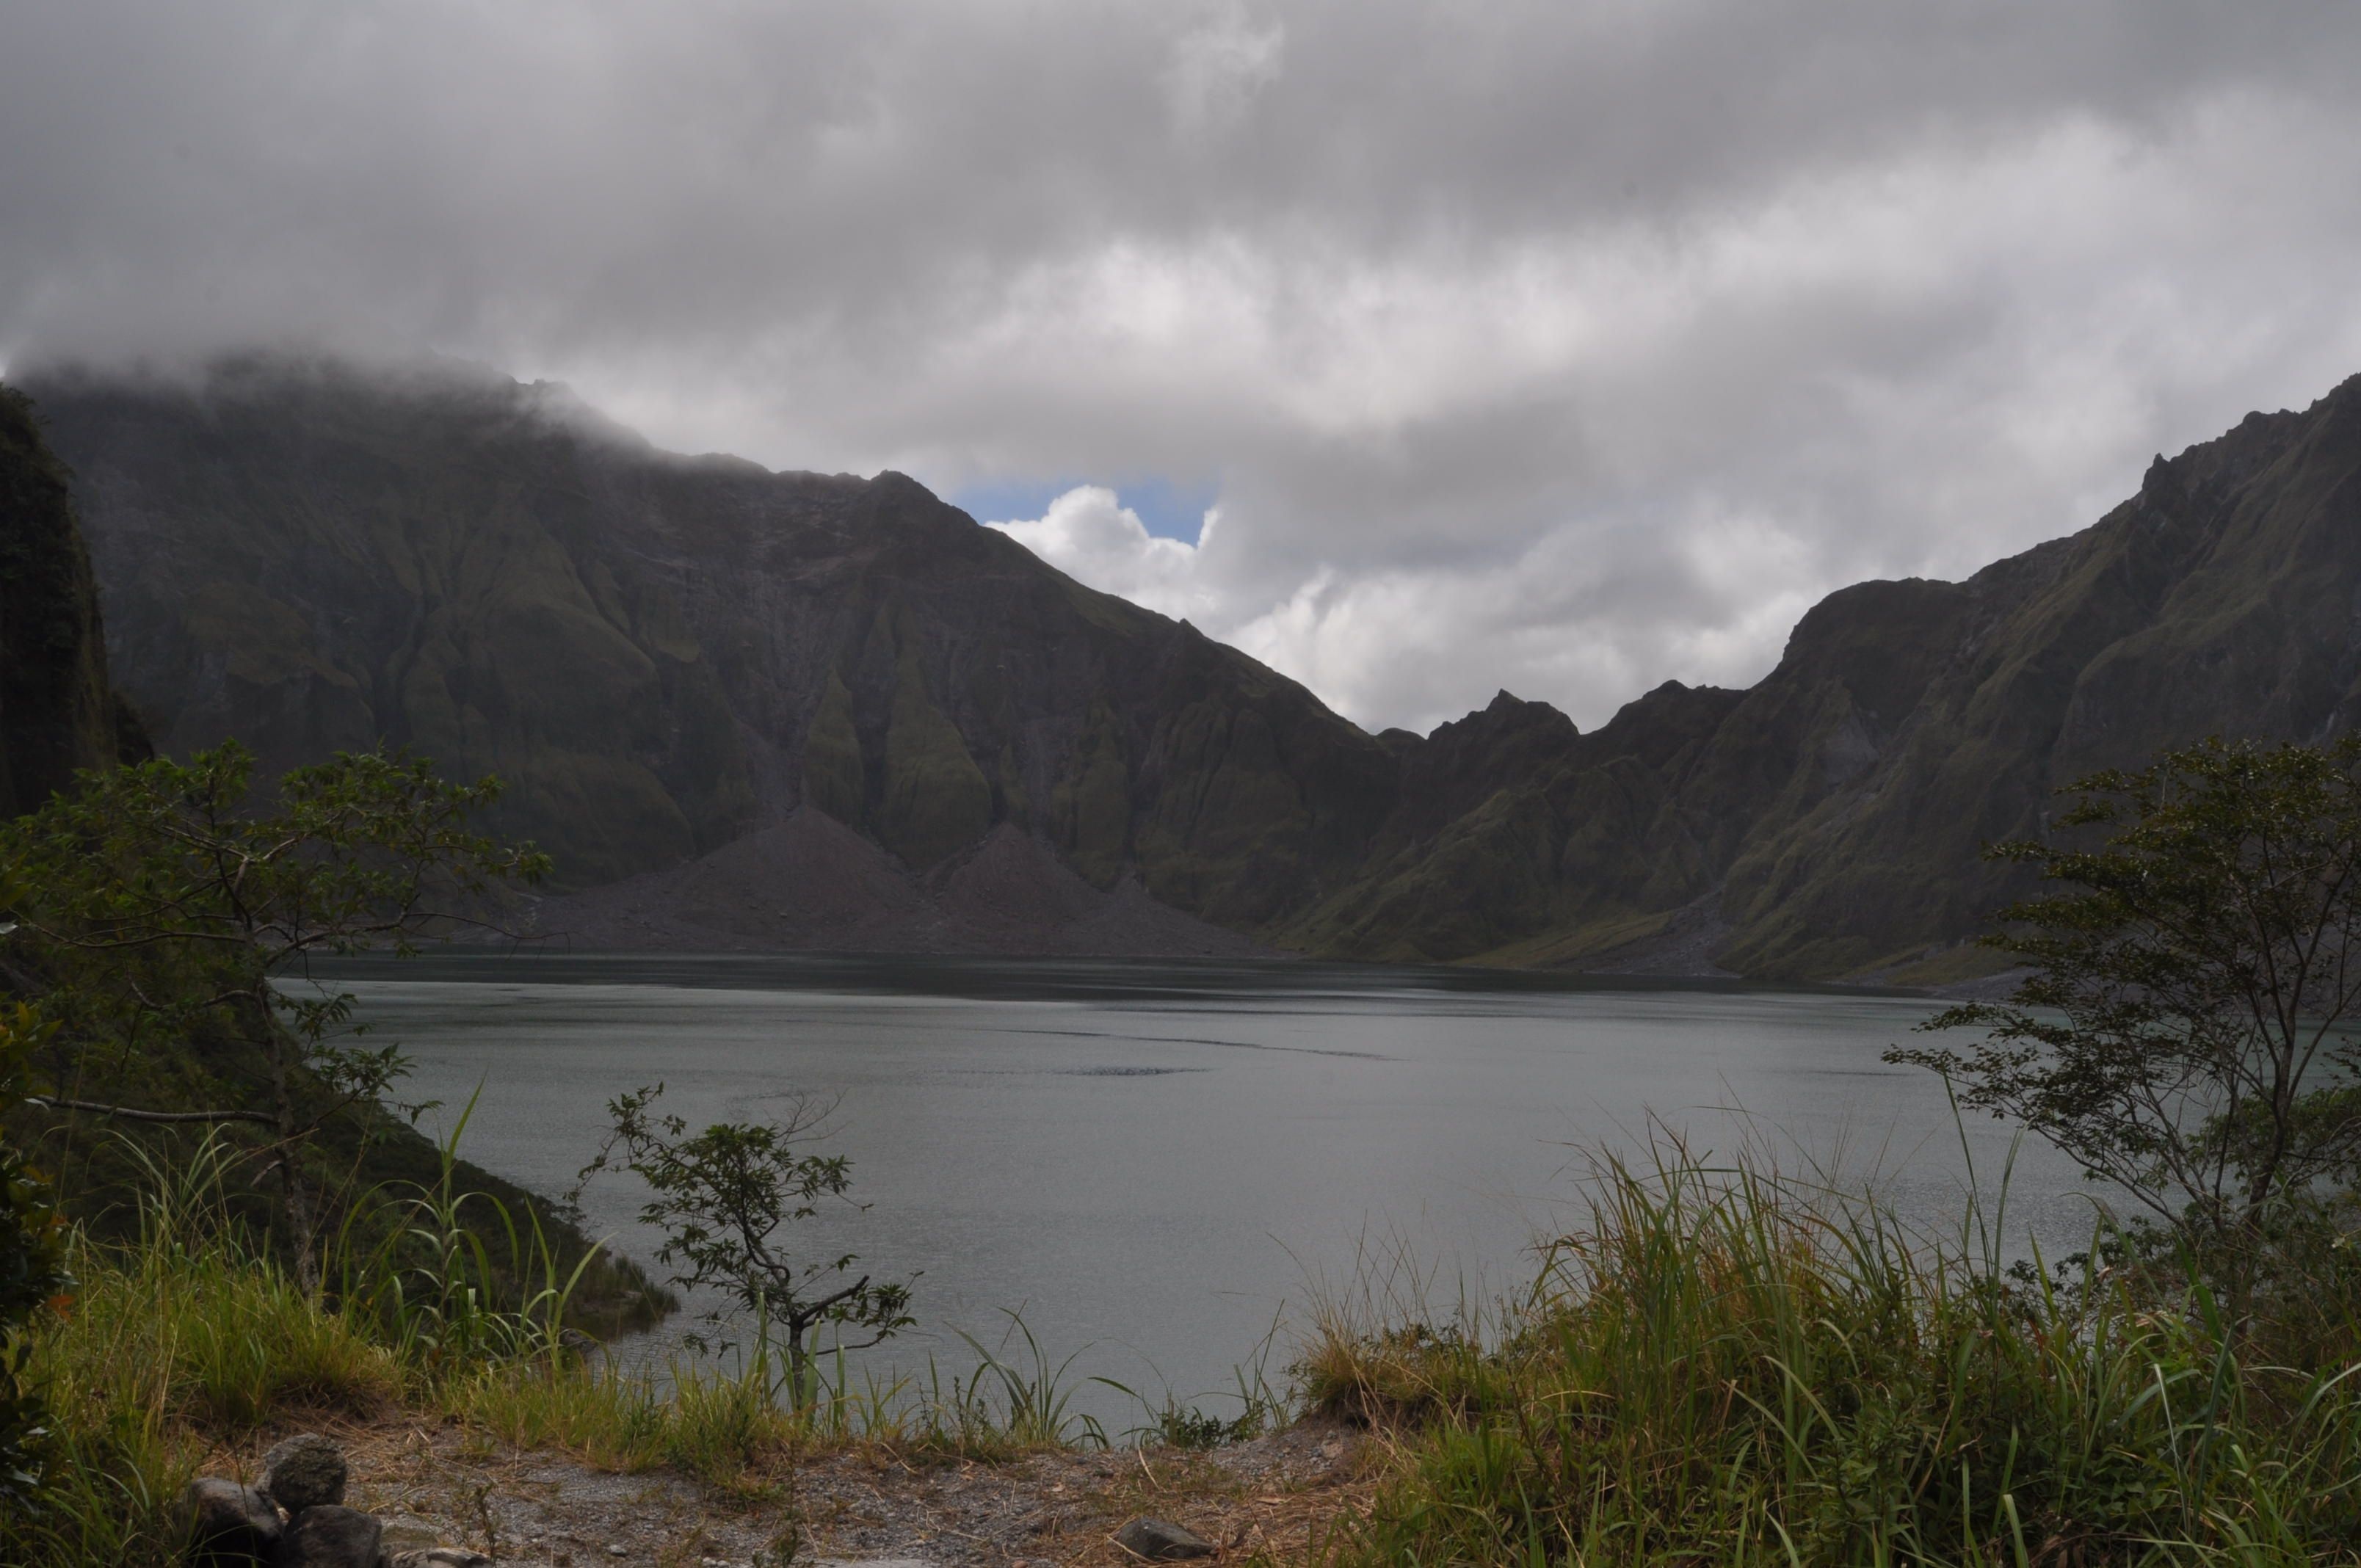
[23, 357, 2361, 979]
[0, 385, 145, 816]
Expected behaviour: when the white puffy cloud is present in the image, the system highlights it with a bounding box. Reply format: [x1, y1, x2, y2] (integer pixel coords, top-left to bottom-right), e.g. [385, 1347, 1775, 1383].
[984, 487, 1225, 626]
[956, 87, 2361, 729]
[7, 3, 2361, 731]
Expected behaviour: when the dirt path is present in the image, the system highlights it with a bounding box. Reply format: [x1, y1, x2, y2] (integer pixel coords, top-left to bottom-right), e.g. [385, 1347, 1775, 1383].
[206, 1417, 1377, 1567]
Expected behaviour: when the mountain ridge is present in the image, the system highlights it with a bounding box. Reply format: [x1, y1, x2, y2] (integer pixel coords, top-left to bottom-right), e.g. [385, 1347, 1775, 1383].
[19, 356, 2361, 980]
[21, 355, 1401, 932]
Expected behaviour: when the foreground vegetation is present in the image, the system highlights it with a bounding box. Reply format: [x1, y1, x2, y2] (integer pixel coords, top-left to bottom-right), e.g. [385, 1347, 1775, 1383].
[1301, 1144, 2361, 1567]
[1, 1124, 1191, 1564]
[23, 1124, 2358, 1565]
[0, 744, 1097, 1562]
[8, 727, 2361, 1564]
[1302, 738, 2361, 1567]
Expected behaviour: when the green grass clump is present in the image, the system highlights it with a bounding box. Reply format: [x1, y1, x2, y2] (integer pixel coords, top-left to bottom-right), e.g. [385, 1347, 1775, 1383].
[454, 1354, 799, 1494]
[13, 1236, 400, 1562]
[1303, 1147, 2361, 1567]
[455, 1310, 1133, 1488]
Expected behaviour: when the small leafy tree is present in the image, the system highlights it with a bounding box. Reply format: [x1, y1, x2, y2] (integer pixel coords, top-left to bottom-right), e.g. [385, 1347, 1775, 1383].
[1890, 736, 2361, 1271]
[0, 742, 548, 1289]
[575, 1084, 913, 1407]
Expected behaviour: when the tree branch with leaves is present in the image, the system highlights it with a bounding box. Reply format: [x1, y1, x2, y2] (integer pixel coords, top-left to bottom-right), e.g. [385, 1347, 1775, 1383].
[1889, 736, 2361, 1287]
[0, 741, 549, 1291]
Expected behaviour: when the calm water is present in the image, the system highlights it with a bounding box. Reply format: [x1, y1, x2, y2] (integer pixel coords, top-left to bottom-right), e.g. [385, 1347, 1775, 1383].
[328, 954, 2092, 1429]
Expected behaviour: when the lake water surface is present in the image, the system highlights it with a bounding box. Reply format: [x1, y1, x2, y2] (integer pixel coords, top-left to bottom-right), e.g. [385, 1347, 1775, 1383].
[333, 954, 2092, 1429]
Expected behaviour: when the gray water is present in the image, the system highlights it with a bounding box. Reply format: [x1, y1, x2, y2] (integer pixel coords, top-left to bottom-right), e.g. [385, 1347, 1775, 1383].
[330, 954, 2093, 1431]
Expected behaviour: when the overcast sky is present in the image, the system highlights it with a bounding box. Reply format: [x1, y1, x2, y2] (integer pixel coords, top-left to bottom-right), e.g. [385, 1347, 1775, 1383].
[7, 2, 2360, 733]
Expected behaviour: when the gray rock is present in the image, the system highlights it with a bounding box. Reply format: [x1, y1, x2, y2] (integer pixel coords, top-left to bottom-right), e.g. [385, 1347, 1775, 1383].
[1114, 1517, 1215, 1561]
[278, 1504, 383, 1568]
[179, 1477, 282, 1564]
[388, 1550, 494, 1568]
[261, 1431, 349, 1510]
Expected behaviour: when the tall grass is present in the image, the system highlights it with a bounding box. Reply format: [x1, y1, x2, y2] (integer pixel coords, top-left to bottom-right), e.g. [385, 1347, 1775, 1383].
[7, 1136, 402, 1563]
[1300, 1141, 2361, 1567]
[54, 1104, 2349, 1568]
[327, 1085, 609, 1368]
[2, 1118, 663, 1564]
[3, 1123, 1178, 1563]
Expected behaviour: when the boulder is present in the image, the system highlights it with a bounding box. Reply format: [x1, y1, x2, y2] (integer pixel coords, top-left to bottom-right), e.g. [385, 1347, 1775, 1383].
[278, 1504, 383, 1568]
[261, 1431, 349, 1511]
[1114, 1517, 1214, 1561]
[179, 1477, 282, 1565]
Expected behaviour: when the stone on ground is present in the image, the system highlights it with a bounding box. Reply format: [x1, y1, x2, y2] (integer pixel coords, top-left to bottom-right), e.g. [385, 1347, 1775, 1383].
[261, 1431, 349, 1510]
[1115, 1517, 1216, 1561]
[278, 1503, 384, 1567]
[180, 1477, 282, 1564]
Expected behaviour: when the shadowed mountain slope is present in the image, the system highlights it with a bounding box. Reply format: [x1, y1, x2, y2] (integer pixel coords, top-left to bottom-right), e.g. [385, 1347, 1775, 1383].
[23, 358, 2361, 979]
[0, 386, 146, 813]
[22, 357, 1399, 936]
[1286, 372, 2361, 980]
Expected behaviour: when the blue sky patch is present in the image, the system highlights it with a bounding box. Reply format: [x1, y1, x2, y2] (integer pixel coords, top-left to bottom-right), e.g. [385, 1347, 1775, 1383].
[950, 475, 1216, 545]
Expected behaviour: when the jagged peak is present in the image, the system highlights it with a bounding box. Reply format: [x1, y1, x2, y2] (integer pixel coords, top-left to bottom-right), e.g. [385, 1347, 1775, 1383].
[1426, 689, 1578, 745]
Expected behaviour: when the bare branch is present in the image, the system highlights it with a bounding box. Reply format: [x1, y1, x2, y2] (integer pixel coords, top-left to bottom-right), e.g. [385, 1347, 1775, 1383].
[25, 1095, 278, 1128]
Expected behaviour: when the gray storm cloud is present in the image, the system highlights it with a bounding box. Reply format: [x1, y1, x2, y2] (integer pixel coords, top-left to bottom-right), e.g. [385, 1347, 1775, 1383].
[5, 1, 2360, 730]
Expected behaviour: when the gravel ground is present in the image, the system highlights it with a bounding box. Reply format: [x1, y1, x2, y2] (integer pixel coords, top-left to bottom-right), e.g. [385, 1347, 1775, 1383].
[203, 1416, 1376, 1567]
